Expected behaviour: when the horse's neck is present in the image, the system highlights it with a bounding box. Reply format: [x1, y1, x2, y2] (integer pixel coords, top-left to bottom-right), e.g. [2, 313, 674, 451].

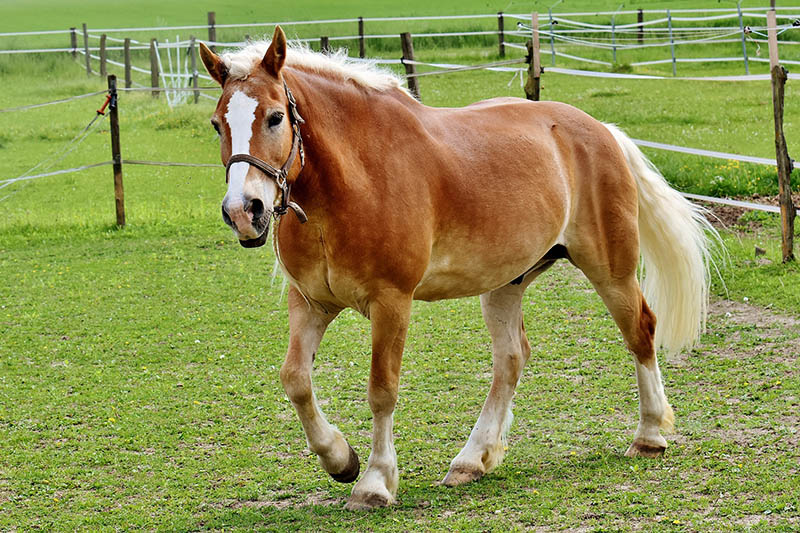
[287, 69, 422, 206]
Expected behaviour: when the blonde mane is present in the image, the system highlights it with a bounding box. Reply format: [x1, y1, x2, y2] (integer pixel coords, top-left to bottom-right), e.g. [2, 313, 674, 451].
[220, 40, 408, 94]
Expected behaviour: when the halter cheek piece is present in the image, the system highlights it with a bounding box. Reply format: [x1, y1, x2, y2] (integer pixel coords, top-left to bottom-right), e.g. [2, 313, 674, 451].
[224, 81, 308, 224]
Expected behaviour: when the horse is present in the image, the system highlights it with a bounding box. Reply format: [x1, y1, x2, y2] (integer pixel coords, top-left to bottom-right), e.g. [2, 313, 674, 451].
[199, 26, 714, 510]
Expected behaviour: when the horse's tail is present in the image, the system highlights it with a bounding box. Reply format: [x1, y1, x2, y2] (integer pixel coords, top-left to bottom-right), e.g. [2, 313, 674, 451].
[604, 123, 718, 355]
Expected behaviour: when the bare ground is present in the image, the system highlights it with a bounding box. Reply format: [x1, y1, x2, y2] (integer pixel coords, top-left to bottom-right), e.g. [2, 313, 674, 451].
[695, 193, 800, 234]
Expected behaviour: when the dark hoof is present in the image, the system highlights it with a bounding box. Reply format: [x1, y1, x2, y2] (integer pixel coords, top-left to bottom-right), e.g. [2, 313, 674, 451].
[625, 440, 666, 458]
[330, 445, 360, 483]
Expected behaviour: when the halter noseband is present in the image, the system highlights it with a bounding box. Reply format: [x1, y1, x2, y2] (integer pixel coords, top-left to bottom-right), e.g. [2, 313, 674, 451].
[224, 81, 308, 224]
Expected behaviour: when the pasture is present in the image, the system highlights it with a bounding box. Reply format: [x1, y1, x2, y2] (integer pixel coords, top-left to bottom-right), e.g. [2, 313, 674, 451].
[2, 0, 800, 530]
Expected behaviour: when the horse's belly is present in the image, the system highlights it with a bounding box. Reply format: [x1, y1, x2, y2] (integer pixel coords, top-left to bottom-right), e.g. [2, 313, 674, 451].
[413, 243, 549, 301]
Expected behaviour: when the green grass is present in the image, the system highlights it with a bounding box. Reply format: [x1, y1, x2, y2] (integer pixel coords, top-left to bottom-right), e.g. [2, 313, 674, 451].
[2, 225, 799, 531]
[2, 1, 800, 530]
[0, 0, 783, 33]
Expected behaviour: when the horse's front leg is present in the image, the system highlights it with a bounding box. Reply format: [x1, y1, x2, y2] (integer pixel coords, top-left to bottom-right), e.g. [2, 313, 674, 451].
[345, 290, 412, 510]
[279, 286, 360, 483]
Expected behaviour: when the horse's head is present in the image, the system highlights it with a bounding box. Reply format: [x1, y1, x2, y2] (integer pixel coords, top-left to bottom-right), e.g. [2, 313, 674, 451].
[201, 27, 301, 248]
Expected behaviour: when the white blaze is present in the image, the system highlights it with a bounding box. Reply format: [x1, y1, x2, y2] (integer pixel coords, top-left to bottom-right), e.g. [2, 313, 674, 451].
[224, 90, 259, 204]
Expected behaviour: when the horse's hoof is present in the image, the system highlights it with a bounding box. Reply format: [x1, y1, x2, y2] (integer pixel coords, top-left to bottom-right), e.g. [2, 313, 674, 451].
[330, 444, 360, 483]
[625, 440, 666, 458]
[441, 465, 484, 487]
[344, 489, 393, 511]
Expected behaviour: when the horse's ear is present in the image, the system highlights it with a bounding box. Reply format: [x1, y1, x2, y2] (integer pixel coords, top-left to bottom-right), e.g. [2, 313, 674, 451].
[199, 42, 227, 85]
[262, 26, 287, 78]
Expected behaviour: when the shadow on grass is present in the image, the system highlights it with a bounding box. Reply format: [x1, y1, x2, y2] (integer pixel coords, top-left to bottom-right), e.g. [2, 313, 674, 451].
[198, 446, 638, 528]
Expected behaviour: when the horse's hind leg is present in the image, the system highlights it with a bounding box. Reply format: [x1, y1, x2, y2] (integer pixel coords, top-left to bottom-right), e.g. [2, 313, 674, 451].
[579, 271, 674, 457]
[280, 286, 360, 483]
[443, 268, 546, 486]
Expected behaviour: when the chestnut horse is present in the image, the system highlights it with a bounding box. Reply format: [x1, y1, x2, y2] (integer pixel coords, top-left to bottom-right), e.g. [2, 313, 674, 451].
[200, 27, 714, 510]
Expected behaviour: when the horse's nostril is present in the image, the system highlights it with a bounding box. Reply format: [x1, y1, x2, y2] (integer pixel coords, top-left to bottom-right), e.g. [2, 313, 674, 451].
[221, 204, 233, 227]
[248, 198, 265, 220]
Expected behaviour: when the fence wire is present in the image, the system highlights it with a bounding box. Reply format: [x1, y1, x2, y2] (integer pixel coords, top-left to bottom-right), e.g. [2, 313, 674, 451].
[0, 90, 107, 113]
[2, 112, 108, 190]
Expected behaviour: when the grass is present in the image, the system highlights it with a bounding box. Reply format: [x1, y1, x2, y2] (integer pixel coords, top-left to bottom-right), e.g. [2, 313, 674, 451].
[2, 226, 799, 531]
[0, 0, 783, 33]
[2, 1, 800, 530]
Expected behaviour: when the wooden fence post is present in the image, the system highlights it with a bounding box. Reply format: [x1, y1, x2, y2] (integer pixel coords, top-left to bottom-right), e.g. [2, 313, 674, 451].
[768, 9, 795, 262]
[767, 9, 780, 68]
[124, 38, 131, 88]
[70, 27, 77, 58]
[737, 2, 750, 75]
[320, 36, 330, 54]
[400, 32, 420, 100]
[99, 34, 107, 77]
[637, 9, 644, 45]
[358, 17, 365, 58]
[107, 75, 125, 227]
[667, 10, 676, 76]
[150, 39, 160, 98]
[208, 12, 217, 53]
[82, 23, 91, 76]
[190, 36, 199, 104]
[525, 12, 541, 101]
[497, 12, 505, 58]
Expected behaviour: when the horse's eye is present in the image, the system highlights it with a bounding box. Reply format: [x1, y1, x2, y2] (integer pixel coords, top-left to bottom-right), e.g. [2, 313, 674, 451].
[210, 120, 221, 135]
[267, 112, 284, 128]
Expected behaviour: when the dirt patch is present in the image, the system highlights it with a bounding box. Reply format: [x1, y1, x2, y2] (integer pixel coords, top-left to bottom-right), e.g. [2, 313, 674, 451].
[732, 514, 799, 527]
[695, 193, 800, 231]
[703, 299, 800, 365]
[710, 299, 800, 331]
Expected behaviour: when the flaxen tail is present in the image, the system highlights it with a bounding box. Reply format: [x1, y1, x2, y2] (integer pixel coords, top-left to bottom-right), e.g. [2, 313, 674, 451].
[604, 123, 718, 355]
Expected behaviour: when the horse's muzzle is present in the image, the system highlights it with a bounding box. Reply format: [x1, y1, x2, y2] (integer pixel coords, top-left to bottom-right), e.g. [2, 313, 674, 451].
[236, 214, 270, 247]
[222, 198, 271, 247]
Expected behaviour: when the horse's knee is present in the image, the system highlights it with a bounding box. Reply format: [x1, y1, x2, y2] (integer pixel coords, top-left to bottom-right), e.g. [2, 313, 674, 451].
[280, 362, 312, 404]
[492, 351, 526, 382]
[367, 380, 398, 414]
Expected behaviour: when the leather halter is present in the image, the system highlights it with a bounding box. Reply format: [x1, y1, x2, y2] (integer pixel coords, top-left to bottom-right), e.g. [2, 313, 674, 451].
[224, 81, 308, 224]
